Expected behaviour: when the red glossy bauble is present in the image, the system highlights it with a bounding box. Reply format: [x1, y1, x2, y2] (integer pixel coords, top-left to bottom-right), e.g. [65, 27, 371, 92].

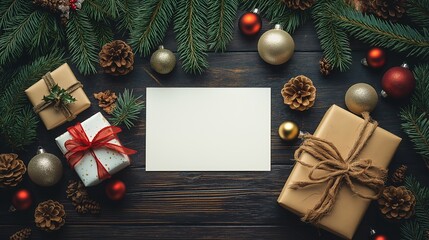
[12, 189, 33, 211]
[366, 47, 386, 68]
[105, 179, 126, 201]
[381, 63, 415, 99]
[373, 235, 388, 240]
[238, 9, 262, 36]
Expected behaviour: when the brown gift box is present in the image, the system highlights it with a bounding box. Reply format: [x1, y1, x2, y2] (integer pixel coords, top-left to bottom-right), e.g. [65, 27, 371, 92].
[277, 105, 401, 239]
[25, 63, 91, 130]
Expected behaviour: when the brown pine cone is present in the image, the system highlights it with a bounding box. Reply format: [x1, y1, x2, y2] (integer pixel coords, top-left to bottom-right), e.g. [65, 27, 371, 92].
[391, 164, 407, 184]
[378, 186, 416, 220]
[99, 40, 135, 76]
[282, 0, 316, 10]
[0, 153, 26, 188]
[94, 90, 118, 114]
[366, 0, 406, 22]
[75, 199, 101, 214]
[425, 230, 429, 240]
[32, 0, 69, 13]
[281, 75, 316, 111]
[66, 180, 88, 204]
[9, 228, 31, 240]
[319, 57, 333, 76]
[34, 200, 66, 231]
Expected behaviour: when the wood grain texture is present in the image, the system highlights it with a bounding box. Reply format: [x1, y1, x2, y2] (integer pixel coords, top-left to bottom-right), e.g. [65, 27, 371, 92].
[0, 11, 428, 240]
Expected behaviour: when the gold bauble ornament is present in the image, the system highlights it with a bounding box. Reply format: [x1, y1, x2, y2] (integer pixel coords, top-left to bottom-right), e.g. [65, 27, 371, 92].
[278, 121, 300, 141]
[28, 147, 63, 187]
[150, 45, 176, 74]
[258, 24, 295, 65]
[345, 83, 378, 115]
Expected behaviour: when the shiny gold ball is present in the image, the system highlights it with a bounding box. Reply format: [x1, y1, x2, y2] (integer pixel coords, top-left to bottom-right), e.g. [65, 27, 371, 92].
[150, 45, 176, 74]
[345, 83, 378, 115]
[258, 24, 295, 65]
[28, 147, 63, 187]
[278, 121, 300, 141]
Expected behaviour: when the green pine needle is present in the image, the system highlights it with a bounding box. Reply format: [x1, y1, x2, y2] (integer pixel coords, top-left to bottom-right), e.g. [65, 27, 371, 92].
[129, 0, 176, 57]
[406, 0, 429, 28]
[117, 0, 140, 32]
[83, 0, 110, 22]
[92, 20, 114, 46]
[110, 89, 145, 129]
[208, 0, 238, 52]
[174, 0, 209, 74]
[0, 0, 33, 29]
[66, 10, 99, 75]
[3, 107, 39, 149]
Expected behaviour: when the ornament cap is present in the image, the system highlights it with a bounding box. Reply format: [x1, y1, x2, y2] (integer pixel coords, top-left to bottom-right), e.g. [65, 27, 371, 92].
[401, 62, 409, 69]
[158, 45, 164, 50]
[370, 229, 376, 236]
[361, 58, 368, 66]
[274, 24, 282, 30]
[380, 90, 388, 98]
[37, 146, 46, 155]
[252, 8, 259, 14]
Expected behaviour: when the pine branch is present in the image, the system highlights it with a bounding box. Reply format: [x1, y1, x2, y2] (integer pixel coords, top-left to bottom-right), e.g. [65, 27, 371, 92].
[117, 0, 139, 32]
[3, 107, 39, 149]
[0, 10, 43, 65]
[83, 0, 110, 22]
[406, 0, 429, 28]
[271, 8, 309, 34]
[208, 0, 238, 52]
[333, 5, 429, 59]
[174, 0, 208, 74]
[129, 0, 176, 57]
[109, 89, 144, 129]
[30, 11, 63, 52]
[91, 20, 114, 46]
[0, 0, 33, 29]
[66, 11, 98, 75]
[401, 220, 424, 240]
[312, 0, 352, 71]
[100, 0, 119, 18]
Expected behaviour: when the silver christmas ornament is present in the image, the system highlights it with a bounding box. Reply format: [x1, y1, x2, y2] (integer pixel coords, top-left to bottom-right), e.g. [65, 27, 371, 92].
[150, 45, 176, 74]
[28, 147, 63, 187]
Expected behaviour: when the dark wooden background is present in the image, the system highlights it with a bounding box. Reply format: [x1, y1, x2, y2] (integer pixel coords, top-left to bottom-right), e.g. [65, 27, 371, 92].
[1, 12, 428, 240]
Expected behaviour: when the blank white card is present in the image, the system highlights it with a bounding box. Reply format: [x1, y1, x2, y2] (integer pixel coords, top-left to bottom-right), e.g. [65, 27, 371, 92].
[145, 88, 271, 171]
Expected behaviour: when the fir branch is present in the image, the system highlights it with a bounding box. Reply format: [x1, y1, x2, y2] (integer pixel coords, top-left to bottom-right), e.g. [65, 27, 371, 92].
[30, 11, 63, 52]
[129, 0, 176, 57]
[83, 0, 110, 22]
[401, 220, 424, 240]
[117, 0, 139, 32]
[66, 11, 98, 75]
[208, 0, 238, 52]
[100, 0, 119, 18]
[406, 0, 429, 28]
[91, 20, 114, 46]
[0, 10, 43, 65]
[312, 0, 352, 71]
[174, 0, 209, 74]
[3, 107, 39, 149]
[0, 0, 33, 29]
[271, 9, 309, 34]
[333, 5, 429, 59]
[110, 89, 144, 129]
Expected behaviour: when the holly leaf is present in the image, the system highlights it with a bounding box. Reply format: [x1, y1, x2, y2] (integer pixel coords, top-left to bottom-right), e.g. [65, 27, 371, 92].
[42, 84, 76, 104]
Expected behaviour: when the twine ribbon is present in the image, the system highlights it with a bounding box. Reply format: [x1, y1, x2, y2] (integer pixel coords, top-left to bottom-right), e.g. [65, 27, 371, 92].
[290, 112, 387, 223]
[64, 122, 137, 180]
[33, 72, 82, 121]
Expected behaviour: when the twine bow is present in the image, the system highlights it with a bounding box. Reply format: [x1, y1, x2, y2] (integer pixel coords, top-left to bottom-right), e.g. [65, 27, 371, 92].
[33, 72, 82, 121]
[64, 122, 136, 180]
[290, 112, 387, 223]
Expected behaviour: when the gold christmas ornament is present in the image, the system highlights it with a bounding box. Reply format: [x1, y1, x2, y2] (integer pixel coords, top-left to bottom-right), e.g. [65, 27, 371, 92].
[150, 45, 176, 74]
[281, 75, 316, 111]
[258, 24, 295, 65]
[0, 153, 26, 188]
[345, 83, 378, 115]
[28, 147, 63, 187]
[278, 121, 300, 142]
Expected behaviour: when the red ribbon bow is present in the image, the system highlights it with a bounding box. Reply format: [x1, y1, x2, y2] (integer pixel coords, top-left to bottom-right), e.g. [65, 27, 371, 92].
[64, 122, 136, 180]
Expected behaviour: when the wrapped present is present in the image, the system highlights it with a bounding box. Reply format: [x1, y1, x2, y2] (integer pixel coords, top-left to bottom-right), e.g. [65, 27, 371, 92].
[55, 112, 136, 187]
[277, 105, 401, 239]
[25, 63, 91, 130]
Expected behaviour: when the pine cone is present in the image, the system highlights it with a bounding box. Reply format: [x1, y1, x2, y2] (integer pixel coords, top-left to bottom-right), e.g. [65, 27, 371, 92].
[281, 75, 317, 111]
[378, 186, 416, 220]
[425, 230, 429, 240]
[0, 153, 26, 188]
[282, 0, 316, 10]
[66, 180, 88, 204]
[319, 57, 333, 76]
[391, 165, 407, 184]
[366, 0, 406, 22]
[99, 40, 135, 76]
[75, 199, 101, 214]
[34, 200, 66, 231]
[9, 228, 31, 240]
[33, 0, 69, 13]
[94, 90, 118, 114]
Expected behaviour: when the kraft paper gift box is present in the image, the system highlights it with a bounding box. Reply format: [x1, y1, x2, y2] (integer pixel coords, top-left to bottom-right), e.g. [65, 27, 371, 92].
[25, 63, 91, 130]
[277, 105, 401, 239]
[55, 112, 134, 187]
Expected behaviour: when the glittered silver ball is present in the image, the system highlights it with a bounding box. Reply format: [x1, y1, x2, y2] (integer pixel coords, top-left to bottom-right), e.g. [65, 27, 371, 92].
[150, 45, 176, 74]
[345, 83, 378, 115]
[28, 148, 63, 187]
[257, 24, 295, 65]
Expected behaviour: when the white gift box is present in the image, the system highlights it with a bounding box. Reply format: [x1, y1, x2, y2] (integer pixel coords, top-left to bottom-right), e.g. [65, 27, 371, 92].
[55, 112, 131, 187]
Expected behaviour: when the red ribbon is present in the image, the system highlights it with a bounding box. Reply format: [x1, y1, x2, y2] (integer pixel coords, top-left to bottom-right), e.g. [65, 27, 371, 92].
[64, 122, 136, 180]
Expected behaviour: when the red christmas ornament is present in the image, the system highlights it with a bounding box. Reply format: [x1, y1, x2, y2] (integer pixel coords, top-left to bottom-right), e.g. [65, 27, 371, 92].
[70, 4, 77, 10]
[11, 189, 33, 211]
[370, 229, 388, 240]
[105, 179, 126, 201]
[238, 8, 262, 36]
[381, 63, 415, 99]
[362, 47, 386, 68]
